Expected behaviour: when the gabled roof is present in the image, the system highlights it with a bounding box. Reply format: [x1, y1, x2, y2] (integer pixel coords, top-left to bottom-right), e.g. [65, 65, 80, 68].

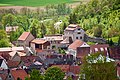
[11, 69, 28, 80]
[31, 39, 47, 44]
[68, 40, 88, 50]
[7, 60, 20, 68]
[18, 32, 30, 41]
[8, 51, 26, 57]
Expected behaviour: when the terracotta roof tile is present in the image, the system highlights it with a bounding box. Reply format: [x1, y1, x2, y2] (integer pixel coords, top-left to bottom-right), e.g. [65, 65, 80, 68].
[7, 60, 20, 68]
[31, 39, 47, 44]
[68, 40, 84, 50]
[18, 32, 30, 41]
[11, 69, 28, 80]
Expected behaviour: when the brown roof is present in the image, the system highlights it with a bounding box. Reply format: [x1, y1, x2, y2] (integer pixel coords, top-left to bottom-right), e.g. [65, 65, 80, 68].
[65, 24, 80, 31]
[70, 65, 80, 74]
[11, 69, 28, 80]
[68, 40, 84, 50]
[21, 56, 38, 67]
[18, 32, 30, 41]
[31, 39, 47, 44]
[52, 65, 70, 73]
[7, 60, 20, 68]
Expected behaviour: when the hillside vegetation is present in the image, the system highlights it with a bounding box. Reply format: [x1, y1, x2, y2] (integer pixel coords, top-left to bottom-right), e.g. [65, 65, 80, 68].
[0, 0, 80, 7]
[69, 0, 120, 40]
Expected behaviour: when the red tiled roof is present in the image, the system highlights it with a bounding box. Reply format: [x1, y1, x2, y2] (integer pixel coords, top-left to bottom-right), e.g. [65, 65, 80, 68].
[11, 69, 28, 80]
[70, 66, 80, 74]
[68, 40, 84, 50]
[31, 39, 47, 44]
[18, 32, 30, 41]
[52, 65, 70, 73]
[7, 60, 20, 68]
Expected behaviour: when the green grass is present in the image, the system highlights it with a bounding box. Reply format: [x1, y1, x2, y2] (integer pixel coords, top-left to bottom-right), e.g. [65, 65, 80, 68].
[0, 0, 81, 7]
[87, 42, 96, 45]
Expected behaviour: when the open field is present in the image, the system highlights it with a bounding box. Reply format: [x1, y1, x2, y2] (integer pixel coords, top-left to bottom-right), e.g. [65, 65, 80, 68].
[0, 0, 81, 7]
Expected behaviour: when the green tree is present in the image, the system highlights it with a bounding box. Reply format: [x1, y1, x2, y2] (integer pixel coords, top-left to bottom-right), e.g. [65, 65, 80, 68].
[0, 30, 10, 47]
[44, 66, 65, 80]
[80, 52, 117, 80]
[30, 19, 41, 38]
[2, 14, 16, 28]
[0, 39, 10, 48]
[117, 36, 120, 46]
[109, 39, 114, 46]
[0, 30, 7, 39]
[25, 69, 44, 80]
[94, 25, 102, 37]
[16, 15, 30, 31]
[40, 22, 46, 38]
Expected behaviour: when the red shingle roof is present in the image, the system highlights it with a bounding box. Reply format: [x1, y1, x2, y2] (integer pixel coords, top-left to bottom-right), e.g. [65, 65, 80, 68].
[18, 32, 30, 41]
[11, 69, 28, 80]
[68, 40, 84, 50]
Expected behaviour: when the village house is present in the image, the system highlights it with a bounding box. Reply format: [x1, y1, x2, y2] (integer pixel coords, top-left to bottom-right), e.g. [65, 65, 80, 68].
[43, 35, 63, 49]
[68, 39, 90, 58]
[5, 26, 19, 34]
[30, 39, 50, 52]
[90, 44, 109, 57]
[18, 32, 35, 47]
[63, 24, 85, 42]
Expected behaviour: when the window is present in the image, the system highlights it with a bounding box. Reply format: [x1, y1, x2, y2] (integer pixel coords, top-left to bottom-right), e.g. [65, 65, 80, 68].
[80, 36, 82, 39]
[78, 32, 81, 34]
[35, 44, 39, 48]
[76, 37, 78, 39]
[78, 28, 80, 30]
